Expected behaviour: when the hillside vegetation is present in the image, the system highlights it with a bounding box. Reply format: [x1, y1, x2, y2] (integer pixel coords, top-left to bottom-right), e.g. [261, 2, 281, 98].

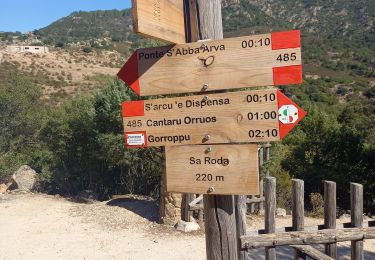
[0, 0, 374, 212]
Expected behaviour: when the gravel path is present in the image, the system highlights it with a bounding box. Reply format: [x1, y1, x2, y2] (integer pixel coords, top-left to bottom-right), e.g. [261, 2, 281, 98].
[0, 193, 374, 259]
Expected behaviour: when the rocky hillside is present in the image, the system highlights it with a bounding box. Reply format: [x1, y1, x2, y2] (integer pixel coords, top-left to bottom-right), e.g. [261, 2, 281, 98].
[1, 0, 373, 102]
[30, 0, 374, 80]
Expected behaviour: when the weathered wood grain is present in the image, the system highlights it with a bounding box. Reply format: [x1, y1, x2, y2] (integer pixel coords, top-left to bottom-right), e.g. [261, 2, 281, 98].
[351, 183, 364, 260]
[165, 144, 259, 195]
[192, 1, 238, 259]
[235, 195, 248, 260]
[241, 227, 375, 248]
[132, 0, 186, 43]
[265, 177, 276, 260]
[292, 179, 305, 260]
[324, 181, 337, 258]
[290, 245, 334, 260]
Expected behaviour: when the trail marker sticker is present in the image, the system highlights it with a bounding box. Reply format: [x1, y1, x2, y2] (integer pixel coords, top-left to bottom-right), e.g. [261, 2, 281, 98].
[279, 105, 299, 124]
[122, 89, 306, 148]
[118, 30, 302, 96]
[125, 132, 146, 147]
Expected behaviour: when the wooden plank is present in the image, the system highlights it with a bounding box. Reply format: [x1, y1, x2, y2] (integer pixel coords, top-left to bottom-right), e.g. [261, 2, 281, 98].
[132, 0, 186, 44]
[117, 30, 302, 96]
[292, 179, 305, 260]
[241, 227, 375, 249]
[165, 144, 259, 195]
[122, 89, 306, 147]
[290, 245, 334, 260]
[246, 197, 265, 204]
[351, 183, 364, 260]
[265, 177, 276, 260]
[324, 181, 337, 258]
[189, 194, 203, 207]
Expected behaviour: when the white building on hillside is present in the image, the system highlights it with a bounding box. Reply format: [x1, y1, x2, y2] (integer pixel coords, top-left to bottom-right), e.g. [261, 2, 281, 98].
[6, 45, 49, 54]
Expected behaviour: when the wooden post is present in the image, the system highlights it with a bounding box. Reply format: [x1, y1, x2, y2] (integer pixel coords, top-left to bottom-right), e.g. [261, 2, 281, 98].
[187, 1, 238, 259]
[265, 177, 276, 260]
[265, 143, 271, 177]
[181, 194, 194, 221]
[324, 181, 337, 258]
[292, 179, 306, 260]
[351, 183, 364, 260]
[259, 146, 264, 212]
[235, 195, 248, 260]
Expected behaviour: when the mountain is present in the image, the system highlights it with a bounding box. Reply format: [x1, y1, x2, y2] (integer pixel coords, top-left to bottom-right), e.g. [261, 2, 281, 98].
[28, 1, 374, 81]
[224, 0, 375, 79]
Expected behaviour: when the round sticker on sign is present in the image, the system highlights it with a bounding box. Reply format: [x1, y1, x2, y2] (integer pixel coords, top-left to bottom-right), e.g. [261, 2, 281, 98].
[278, 105, 299, 124]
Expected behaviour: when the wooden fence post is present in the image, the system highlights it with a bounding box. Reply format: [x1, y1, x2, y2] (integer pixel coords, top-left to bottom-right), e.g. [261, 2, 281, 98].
[351, 183, 364, 260]
[186, 1, 238, 259]
[324, 181, 337, 258]
[181, 194, 194, 221]
[292, 179, 306, 260]
[258, 145, 264, 212]
[265, 177, 276, 260]
[236, 195, 248, 260]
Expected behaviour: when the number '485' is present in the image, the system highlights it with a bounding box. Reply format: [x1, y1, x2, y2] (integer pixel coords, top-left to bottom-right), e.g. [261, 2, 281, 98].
[277, 53, 297, 62]
[127, 120, 142, 128]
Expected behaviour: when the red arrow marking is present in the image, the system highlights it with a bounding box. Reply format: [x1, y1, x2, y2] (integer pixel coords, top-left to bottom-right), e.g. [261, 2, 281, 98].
[277, 90, 307, 139]
[117, 52, 141, 96]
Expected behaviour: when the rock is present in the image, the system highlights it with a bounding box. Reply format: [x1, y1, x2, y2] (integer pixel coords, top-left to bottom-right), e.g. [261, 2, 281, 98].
[276, 208, 287, 217]
[0, 184, 8, 194]
[75, 190, 98, 204]
[175, 220, 200, 232]
[12, 165, 37, 191]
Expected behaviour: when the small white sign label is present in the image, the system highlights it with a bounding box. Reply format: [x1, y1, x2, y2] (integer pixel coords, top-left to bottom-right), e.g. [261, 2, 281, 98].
[279, 105, 299, 124]
[127, 133, 145, 146]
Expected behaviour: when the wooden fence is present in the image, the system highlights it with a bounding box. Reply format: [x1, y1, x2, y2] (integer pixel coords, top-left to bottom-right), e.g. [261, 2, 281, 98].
[240, 178, 375, 260]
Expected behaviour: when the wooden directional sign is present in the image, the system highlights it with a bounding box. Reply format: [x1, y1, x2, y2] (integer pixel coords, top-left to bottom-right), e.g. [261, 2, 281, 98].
[122, 88, 306, 148]
[118, 30, 302, 96]
[166, 144, 259, 195]
[132, 0, 186, 44]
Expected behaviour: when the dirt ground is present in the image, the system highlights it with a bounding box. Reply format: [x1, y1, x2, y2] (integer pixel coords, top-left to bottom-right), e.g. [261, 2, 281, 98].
[0, 193, 374, 260]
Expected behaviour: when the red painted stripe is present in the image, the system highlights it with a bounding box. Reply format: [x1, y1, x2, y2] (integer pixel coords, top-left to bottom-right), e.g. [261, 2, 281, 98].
[117, 51, 141, 96]
[277, 90, 307, 139]
[271, 30, 301, 50]
[124, 131, 147, 148]
[273, 65, 303, 86]
[122, 100, 145, 117]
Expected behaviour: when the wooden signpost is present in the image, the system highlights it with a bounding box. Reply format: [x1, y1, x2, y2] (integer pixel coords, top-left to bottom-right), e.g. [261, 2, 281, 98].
[120, 1, 307, 259]
[122, 89, 306, 147]
[132, 0, 186, 44]
[166, 144, 259, 195]
[118, 30, 302, 96]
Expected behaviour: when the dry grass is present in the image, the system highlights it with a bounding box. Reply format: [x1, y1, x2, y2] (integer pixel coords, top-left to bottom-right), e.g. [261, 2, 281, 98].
[2, 48, 126, 103]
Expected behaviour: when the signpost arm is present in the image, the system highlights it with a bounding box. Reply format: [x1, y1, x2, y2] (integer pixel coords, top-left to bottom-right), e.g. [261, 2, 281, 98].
[186, 1, 238, 259]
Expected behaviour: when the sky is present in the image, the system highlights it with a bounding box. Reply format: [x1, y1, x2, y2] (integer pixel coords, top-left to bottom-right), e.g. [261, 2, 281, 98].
[0, 0, 132, 33]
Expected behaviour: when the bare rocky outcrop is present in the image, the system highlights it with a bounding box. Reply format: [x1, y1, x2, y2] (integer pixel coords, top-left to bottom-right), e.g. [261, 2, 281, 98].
[12, 165, 37, 192]
[175, 219, 200, 232]
[0, 184, 8, 194]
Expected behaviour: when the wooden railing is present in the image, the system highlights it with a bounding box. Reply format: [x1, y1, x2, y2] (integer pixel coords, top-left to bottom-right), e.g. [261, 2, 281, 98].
[240, 178, 374, 260]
